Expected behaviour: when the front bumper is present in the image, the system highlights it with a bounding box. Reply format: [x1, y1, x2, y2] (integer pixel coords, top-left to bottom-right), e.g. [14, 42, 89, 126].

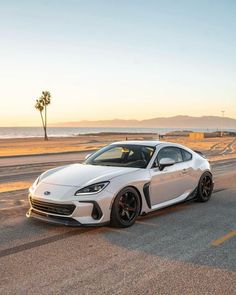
[26, 189, 114, 226]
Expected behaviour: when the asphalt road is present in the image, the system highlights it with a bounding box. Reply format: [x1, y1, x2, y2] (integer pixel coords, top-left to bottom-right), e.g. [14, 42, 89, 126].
[0, 156, 236, 295]
[0, 151, 89, 167]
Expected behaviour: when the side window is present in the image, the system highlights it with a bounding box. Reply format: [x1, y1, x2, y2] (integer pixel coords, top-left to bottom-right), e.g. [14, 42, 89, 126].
[157, 147, 183, 163]
[181, 149, 192, 161]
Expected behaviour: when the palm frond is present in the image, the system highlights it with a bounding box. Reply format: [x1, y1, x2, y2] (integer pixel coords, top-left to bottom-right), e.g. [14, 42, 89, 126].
[35, 99, 44, 111]
[40, 90, 51, 106]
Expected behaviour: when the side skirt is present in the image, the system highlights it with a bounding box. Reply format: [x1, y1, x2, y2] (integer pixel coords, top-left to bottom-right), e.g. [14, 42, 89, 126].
[150, 192, 190, 212]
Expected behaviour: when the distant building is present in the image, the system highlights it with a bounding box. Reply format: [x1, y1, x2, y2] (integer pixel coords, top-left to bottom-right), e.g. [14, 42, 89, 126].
[189, 132, 205, 140]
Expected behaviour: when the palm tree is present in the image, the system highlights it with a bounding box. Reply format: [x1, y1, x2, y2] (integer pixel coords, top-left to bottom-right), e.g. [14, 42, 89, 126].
[35, 91, 51, 140]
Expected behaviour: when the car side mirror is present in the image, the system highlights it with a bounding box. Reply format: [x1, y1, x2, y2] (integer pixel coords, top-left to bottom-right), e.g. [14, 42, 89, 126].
[159, 158, 175, 171]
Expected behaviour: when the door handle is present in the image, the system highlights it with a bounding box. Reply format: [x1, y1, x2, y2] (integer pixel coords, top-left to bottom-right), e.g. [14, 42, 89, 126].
[182, 168, 188, 174]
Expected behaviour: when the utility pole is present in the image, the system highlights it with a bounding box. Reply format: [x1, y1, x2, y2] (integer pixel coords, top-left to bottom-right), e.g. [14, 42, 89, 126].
[221, 110, 225, 137]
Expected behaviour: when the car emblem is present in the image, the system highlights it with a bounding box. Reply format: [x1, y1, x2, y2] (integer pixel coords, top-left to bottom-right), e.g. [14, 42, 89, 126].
[44, 191, 51, 196]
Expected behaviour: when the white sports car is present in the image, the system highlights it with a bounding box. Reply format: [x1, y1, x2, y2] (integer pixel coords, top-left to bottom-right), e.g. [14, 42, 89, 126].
[27, 141, 213, 227]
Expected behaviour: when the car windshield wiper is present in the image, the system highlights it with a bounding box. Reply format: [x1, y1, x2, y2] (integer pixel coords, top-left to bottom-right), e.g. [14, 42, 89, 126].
[91, 162, 117, 167]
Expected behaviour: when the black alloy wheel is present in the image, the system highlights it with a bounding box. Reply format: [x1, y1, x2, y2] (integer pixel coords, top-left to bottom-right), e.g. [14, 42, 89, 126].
[111, 187, 140, 227]
[196, 172, 213, 202]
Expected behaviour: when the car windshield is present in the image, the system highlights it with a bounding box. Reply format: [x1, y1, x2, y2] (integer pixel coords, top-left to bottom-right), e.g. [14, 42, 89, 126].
[85, 144, 155, 168]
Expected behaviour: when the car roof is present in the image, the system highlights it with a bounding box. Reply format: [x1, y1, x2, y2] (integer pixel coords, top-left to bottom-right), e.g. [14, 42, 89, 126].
[110, 140, 194, 151]
[110, 140, 162, 147]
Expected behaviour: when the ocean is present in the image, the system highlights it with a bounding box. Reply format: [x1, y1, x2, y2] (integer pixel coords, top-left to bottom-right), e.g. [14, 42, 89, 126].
[0, 127, 233, 139]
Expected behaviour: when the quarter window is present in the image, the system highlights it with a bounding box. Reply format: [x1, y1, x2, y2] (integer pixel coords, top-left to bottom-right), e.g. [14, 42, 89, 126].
[157, 147, 183, 163]
[181, 149, 192, 161]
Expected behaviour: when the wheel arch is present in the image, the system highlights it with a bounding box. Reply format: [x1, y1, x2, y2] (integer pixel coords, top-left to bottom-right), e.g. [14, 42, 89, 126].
[110, 185, 143, 215]
[128, 185, 143, 215]
[196, 169, 214, 202]
[200, 169, 213, 179]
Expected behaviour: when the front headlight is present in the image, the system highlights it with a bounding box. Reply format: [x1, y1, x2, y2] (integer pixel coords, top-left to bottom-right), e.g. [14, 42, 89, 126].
[75, 181, 110, 195]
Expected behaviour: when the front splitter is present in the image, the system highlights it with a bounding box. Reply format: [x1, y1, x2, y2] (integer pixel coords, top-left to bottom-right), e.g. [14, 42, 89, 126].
[26, 209, 109, 227]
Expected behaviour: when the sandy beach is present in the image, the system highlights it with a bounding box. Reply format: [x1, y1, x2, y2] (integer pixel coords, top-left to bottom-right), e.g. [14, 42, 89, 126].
[1, 133, 236, 161]
[0, 133, 157, 157]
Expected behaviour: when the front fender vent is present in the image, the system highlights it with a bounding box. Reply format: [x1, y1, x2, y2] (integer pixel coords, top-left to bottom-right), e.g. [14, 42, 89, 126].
[143, 183, 151, 209]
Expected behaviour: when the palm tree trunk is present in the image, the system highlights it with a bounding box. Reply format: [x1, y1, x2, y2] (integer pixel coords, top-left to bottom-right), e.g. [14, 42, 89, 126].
[44, 106, 48, 141]
[40, 110, 45, 129]
[40, 110, 47, 141]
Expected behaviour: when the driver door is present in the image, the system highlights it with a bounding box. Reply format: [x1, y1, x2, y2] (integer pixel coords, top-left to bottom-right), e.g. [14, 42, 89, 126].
[149, 146, 190, 206]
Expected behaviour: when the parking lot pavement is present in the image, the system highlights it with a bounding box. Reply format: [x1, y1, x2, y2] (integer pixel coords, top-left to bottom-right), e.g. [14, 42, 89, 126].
[0, 186, 236, 295]
[0, 151, 88, 167]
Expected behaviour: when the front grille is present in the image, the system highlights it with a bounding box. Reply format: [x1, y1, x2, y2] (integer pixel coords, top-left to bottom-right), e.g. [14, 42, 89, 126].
[30, 198, 75, 216]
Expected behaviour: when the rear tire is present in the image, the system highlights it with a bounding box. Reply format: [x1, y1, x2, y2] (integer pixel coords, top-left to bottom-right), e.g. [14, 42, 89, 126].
[111, 187, 140, 228]
[196, 172, 213, 202]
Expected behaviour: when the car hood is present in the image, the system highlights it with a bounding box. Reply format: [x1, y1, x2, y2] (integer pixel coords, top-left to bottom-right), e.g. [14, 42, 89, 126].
[41, 163, 140, 187]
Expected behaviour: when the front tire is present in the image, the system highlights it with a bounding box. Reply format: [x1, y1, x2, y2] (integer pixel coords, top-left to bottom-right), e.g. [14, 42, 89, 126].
[111, 187, 141, 228]
[196, 172, 213, 202]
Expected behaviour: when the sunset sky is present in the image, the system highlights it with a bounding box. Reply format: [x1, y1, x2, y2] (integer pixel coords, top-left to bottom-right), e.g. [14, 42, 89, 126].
[0, 0, 236, 126]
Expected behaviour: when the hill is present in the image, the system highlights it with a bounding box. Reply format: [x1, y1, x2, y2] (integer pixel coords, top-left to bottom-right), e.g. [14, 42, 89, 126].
[51, 115, 236, 129]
